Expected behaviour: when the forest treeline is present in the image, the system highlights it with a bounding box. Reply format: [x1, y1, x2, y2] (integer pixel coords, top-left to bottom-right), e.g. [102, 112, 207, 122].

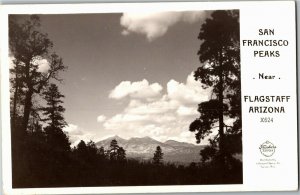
[9, 10, 242, 188]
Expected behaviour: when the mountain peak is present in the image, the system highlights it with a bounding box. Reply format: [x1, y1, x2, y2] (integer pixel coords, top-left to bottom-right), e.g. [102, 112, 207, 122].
[143, 136, 155, 141]
[128, 136, 160, 144]
[165, 140, 181, 144]
[130, 136, 155, 141]
[109, 135, 125, 140]
[165, 140, 195, 147]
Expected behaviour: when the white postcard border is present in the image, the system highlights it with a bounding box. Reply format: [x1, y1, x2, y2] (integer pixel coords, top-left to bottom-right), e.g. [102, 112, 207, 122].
[1, 1, 297, 194]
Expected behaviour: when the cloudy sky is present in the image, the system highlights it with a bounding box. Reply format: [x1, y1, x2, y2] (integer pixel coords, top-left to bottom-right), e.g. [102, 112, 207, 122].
[36, 11, 214, 145]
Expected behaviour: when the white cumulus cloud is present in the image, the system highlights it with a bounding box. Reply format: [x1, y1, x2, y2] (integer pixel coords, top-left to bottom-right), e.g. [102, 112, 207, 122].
[125, 98, 178, 115]
[109, 79, 163, 100]
[97, 115, 106, 123]
[63, 124, 82, 135]
[63, 124, 96, 147]
[31, 56, 50, 72]
[176, 105, 198, 116]
[120, 11, 206, 41]
[167, 72, 212, 104]
[102, 72, 213, 144]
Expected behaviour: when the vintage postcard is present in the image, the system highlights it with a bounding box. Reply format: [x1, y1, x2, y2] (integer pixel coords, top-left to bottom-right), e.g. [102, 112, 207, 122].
[0, 1, 298, 194]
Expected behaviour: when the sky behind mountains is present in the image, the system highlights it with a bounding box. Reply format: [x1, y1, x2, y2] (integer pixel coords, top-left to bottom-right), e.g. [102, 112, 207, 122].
[36, 11, 216, 145]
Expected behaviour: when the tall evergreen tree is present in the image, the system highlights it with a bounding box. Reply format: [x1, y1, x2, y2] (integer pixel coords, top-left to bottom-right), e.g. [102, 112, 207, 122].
[9, 15, 66, 137]
[109, 139, 119, 161]
[153, 146, 163, 165]
[42, 84, 66, 128]
[42, 83, 70, 152]
[189, 10, 241, 169]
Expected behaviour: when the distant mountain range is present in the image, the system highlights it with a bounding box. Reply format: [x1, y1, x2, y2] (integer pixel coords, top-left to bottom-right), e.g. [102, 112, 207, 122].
[96, 135, 206, 164]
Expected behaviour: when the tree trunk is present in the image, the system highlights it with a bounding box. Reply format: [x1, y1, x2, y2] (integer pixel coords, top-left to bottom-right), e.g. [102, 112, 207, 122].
[218, 52, 225, 180]
[21, 87, 33, 135]
[218, 72, 224, 158]
[21, 59, 32, 135]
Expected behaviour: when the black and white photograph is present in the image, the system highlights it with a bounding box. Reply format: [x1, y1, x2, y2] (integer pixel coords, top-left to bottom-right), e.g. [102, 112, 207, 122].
[8, 9, 242, 188]
[1, 1, 299, 194]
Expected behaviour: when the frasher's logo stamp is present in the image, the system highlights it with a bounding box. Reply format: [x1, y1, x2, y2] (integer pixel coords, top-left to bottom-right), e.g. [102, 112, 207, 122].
[259, 141, 276, 157]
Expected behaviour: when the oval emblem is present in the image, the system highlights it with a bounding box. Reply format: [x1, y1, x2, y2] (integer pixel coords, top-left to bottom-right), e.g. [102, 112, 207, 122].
[259, 141, 276, 157]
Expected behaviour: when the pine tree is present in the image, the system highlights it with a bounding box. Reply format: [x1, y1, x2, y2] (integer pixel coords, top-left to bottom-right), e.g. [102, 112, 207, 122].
[117, 147, 126, 162]
[42, 83, 70, 152]
[153, 146, 163, 165]
[9, 15, 66, 136]
[189, 11, 241, 182]
[109, 139, 119, 161]
[189, 10, 241, 162]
